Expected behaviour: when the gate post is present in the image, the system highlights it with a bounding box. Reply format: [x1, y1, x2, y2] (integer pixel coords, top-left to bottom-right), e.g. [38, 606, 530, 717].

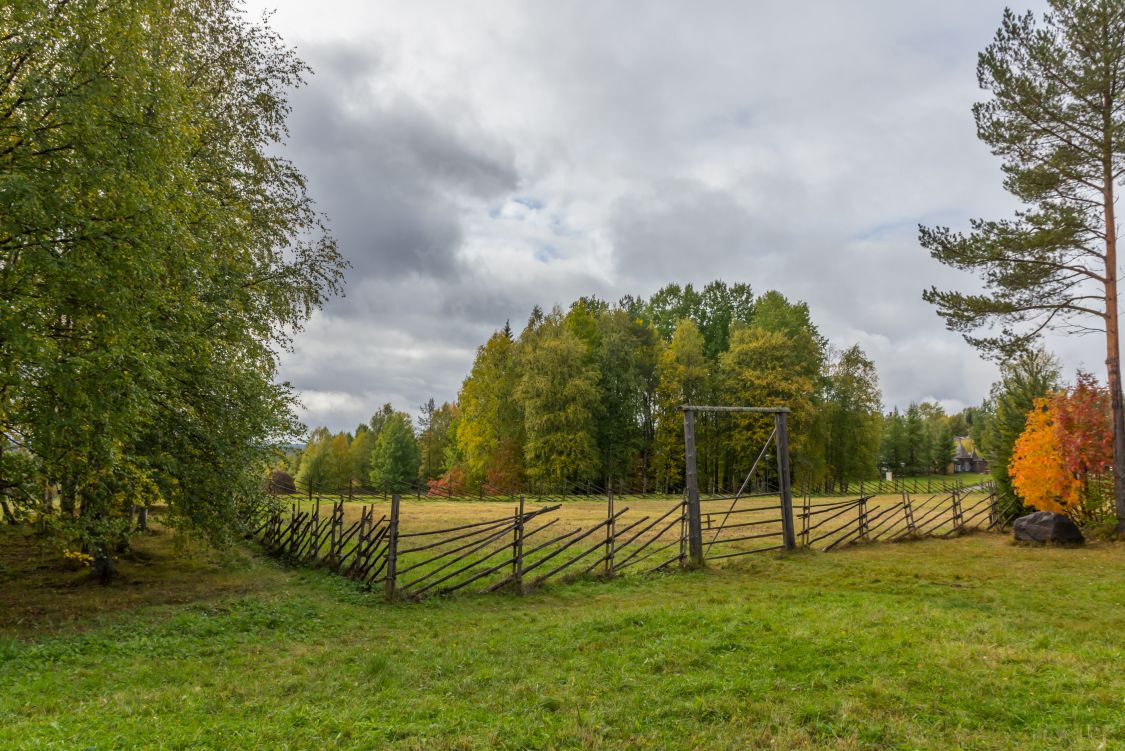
[383, 493, 400, 601]
[775, 411, 797, 550]
[682, 407, 704, 567]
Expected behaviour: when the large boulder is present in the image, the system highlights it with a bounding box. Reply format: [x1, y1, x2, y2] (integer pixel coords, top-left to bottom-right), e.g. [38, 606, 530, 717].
[1013, 511, 1084, 544]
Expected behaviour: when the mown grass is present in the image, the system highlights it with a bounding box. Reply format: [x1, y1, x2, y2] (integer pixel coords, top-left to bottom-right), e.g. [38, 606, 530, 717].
[1, 528, 1122, 750]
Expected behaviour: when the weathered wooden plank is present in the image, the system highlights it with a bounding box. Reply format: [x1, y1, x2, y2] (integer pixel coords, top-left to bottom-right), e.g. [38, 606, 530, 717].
[398, 519, 518, 593]
[383, 494, 401, 600]
[612, 513, 684, 572]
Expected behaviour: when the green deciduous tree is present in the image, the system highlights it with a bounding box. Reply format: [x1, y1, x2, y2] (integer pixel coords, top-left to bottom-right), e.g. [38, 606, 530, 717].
[590, 309, 659, 490]
[294, 428, 349, 494]
[0, 0, 344, 577]
[720, 323, 821, 486]
[349, 426, 376, 489]
[930, 419, 956, 475]
[652, 319, 708, 492]
[920, 1, 1125, 528]
[456, 328, 524, 489]
[517, 312, 600, 490]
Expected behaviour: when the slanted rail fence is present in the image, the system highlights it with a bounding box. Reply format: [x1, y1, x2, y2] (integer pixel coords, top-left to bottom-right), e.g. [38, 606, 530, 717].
[254, 484, 1003, 601]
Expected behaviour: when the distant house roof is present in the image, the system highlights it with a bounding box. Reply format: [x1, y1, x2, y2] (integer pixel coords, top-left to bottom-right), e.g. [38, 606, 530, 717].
[953, 436, 979, 461]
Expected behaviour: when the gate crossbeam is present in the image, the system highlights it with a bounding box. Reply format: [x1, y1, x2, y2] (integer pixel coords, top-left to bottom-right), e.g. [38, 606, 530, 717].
[682, 405, 790, 414]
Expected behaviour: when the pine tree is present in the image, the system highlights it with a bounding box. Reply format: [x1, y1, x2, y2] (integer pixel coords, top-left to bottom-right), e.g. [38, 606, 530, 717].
[823, 345, 882, 491]
[370, 413, 420, 493]
[920, 1, 1125, 528]
[417, 399, 456, 482]
[880, 409, 908, 476]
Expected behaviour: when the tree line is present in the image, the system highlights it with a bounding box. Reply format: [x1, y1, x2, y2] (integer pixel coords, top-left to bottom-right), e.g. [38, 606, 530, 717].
[879, 403, 967, 478]
[283, 282, 977, 498]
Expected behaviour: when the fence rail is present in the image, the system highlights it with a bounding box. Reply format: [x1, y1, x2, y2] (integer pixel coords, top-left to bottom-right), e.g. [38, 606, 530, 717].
[254, 483, 1003, 601]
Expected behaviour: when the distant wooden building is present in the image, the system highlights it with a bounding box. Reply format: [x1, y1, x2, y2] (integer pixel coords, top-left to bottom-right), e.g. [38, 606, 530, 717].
[952, 437, 987, 474]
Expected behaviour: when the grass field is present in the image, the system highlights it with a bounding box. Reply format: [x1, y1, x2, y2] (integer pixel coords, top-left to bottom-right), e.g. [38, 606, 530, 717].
[1, 524, 1122, 750]
[291, 471, 994, 509]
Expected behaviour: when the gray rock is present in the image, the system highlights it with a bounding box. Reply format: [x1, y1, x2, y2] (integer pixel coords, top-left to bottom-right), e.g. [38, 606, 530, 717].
[1013, 511, 1084, 544]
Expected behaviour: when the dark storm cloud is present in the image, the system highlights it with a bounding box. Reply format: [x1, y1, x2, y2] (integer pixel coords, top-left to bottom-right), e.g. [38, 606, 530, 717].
[284, 43, 518, 284]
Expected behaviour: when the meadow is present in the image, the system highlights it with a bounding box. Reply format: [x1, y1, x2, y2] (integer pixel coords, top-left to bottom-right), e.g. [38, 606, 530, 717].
[1, 521, 1121, 750]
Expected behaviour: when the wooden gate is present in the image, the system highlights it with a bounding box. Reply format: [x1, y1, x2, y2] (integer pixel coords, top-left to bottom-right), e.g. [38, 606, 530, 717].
[681, 405, 796, 566]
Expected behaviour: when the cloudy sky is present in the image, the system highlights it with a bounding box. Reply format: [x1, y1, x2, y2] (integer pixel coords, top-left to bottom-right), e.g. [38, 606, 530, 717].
[246, 0, 1104, 433]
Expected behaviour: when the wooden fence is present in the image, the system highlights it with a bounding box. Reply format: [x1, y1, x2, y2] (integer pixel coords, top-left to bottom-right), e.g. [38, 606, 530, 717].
[254, 485, 1002, 601]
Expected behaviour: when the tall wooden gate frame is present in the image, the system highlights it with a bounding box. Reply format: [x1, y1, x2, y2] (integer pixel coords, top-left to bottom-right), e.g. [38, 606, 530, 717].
[682, 405, 796, 567]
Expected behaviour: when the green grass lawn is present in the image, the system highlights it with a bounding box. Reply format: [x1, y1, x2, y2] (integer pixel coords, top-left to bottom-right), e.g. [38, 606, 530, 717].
[1, 529, 1121, 750]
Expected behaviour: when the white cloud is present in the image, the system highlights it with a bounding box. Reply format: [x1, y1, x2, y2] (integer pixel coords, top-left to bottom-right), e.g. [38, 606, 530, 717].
[240, 0, 1109, 432]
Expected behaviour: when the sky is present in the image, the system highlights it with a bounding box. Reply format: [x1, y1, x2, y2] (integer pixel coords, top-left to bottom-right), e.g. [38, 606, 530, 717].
[245, 0, 1106, 433]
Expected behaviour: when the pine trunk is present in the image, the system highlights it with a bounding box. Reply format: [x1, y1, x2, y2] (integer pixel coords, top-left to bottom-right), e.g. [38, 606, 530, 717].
[1103, 163, 1125, 531]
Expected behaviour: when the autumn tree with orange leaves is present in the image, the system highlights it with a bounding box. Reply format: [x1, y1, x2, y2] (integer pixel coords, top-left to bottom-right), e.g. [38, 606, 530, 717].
[1009, 373, 1114, 523]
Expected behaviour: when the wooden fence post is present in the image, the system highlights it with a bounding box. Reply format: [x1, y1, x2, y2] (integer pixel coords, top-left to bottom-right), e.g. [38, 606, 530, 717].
[286, 505, 298, 556]
[801, 493, 811, 547]
[605, 482, 615, 577]
[859, 496, 868, 541]
[309, 499, 321, 561]
[384, 493, 400, 601]
[682, 407, 704, 567]
[513, 495, 525, 593]
[775, 411, 797, 551]
[327, 501, 338, 567]
[348, 507, 369, 578]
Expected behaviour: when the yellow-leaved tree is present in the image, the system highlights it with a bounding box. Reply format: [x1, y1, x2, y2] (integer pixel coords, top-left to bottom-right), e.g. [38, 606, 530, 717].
[1008, 397, 1077, 516]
